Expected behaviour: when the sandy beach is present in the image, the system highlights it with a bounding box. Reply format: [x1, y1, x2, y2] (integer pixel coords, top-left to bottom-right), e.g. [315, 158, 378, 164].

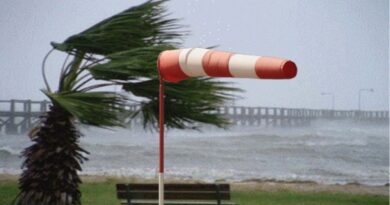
[1, 174, 388, 196]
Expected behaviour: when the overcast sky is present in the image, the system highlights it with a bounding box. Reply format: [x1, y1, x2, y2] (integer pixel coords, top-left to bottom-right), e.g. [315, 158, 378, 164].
[0, 0, 388, 110]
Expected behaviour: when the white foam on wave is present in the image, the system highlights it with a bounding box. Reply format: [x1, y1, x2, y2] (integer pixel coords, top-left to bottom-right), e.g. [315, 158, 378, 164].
[0, 146, 21, 155]
[79, 166, 388, 186]
[0, 167, 22, 174]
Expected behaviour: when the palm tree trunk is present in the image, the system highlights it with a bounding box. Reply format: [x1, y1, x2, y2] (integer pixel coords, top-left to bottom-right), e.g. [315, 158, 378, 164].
[16, 105, 89, 205]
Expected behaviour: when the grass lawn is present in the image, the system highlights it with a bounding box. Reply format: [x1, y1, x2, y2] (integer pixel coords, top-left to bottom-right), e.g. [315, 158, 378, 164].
[1, 181, 388, 205]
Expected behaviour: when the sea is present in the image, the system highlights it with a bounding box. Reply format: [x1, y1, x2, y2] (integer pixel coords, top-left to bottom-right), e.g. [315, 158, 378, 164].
[0, 120, 388, 186]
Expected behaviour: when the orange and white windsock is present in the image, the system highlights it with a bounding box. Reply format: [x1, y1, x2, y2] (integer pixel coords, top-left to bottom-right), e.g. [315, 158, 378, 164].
[157, 48, 297, 83]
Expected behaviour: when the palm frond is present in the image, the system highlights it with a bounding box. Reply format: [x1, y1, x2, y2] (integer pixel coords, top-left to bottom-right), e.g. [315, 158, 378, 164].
[59, 52, 86, 91]
[123, 78, 242, 129]
[51, 0, 184, 55]
[88, 46, 172, 81]
[44, 91, 129, 127]
[49, 0, 242, 129]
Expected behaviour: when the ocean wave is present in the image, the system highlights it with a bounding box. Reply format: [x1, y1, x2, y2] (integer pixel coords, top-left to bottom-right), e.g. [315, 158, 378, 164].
[0, 168, 21, 174]
[78, 167, 388, 186]
[0, 146, 21, 156]
[1, 124, 388, 187]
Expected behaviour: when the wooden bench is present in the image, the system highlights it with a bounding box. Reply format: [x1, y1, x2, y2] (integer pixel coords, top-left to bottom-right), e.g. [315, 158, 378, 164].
[116, 183, 237, 205]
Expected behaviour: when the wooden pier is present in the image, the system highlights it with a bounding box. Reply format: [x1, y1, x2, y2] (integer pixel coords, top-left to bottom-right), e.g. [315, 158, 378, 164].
[0, 99, 388, 135]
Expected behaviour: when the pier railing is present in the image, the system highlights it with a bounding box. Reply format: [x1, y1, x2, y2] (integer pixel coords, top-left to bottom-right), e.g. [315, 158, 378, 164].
[0, 99, 388, 134]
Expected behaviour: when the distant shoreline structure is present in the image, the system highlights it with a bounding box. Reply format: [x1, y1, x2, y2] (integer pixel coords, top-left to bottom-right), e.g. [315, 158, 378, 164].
[0, 99, 388, 135]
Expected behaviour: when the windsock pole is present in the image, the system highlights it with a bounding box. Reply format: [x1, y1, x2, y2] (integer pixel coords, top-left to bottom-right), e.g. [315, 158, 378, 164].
[158, 76, 165, 205]
[157, 48, 297, 205]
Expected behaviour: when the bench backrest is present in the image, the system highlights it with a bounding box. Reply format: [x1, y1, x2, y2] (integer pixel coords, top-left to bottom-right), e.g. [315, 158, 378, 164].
[116, 183, 231, 201]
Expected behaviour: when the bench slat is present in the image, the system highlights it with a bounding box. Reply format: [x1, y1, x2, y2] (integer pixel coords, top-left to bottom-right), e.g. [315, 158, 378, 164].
[116, 184, 230, 192]
[120, 200, 237, 205]
[117, 191, 230, 200]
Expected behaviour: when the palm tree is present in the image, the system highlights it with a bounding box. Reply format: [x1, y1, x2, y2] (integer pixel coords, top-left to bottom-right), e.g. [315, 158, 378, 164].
[15, 0, 240, 205]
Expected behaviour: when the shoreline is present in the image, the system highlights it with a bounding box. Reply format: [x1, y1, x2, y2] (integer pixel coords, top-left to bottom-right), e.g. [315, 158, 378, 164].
[1, 174, 388, 196]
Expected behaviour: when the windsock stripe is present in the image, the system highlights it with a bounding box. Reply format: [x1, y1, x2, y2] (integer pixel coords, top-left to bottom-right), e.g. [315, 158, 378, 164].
[157, 50, 188, 83]
[228, 54, 259, 78]
[179, 48, 208, 77]
[255, 57, 297, 79]
[202, 50, 233, 77]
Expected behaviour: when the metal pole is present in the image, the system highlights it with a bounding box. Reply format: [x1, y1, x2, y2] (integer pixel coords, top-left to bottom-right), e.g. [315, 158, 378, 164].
[158, 78, 165, 205]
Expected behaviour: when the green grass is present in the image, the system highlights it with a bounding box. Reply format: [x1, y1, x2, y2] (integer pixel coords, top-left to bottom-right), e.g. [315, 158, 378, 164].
[0, 181, 388, 205]
[80, 181, 120, 205]
[0, 181, 18, 205]
[232, 191, 388, 205]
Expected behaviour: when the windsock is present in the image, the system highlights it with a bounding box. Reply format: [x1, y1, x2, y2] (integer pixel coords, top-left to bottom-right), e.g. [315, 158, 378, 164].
[157, 48, 297, 83]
